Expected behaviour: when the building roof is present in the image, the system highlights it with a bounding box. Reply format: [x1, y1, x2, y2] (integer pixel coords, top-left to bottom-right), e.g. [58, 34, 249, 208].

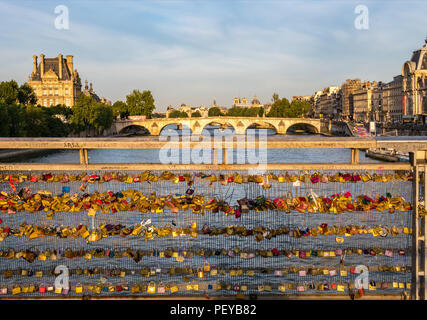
[31, 57, 72, 81]
[409, 37, 427, 70]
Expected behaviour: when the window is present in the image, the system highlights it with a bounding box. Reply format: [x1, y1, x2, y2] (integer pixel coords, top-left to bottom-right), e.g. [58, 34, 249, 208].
[43, 89, 47, 96]
[49, 99, 53, 106]
[43, 99, 47, 106]
[55, 99, 58, 105]
[55, 88, 58, 96]
[65, 87, 69, 95]
[49, 88, 53, 95]
[65, 98, 70, 106]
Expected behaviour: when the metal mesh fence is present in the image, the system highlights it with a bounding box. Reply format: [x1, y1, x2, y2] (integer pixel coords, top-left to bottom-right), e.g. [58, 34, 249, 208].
[0, 169, 413, 297]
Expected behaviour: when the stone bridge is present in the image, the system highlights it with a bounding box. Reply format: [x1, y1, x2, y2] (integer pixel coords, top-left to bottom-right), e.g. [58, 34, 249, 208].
[110, 117, 322, 135]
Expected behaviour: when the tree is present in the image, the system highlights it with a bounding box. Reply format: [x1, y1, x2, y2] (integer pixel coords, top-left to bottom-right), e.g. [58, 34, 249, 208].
[288, 100, 312, 118]
[0, 80, 19, 105]
[112, 101, 128, 119]
[191, 111, 202, 117]
[126, 90, 155, 118]
[208, 106, 223, 117]
[258, 107, 264, 117]
[17, 83, 37, 105]
[0, 104, 10, 136]
[169, 110, 188, 118]
[267, 97, 290, 117]
[272, 93, 279, 103]
[92, 104, 114, 133]
[70, 94, 95, 131]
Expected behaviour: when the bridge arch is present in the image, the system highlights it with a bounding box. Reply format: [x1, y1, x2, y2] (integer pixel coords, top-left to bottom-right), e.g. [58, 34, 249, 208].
[286, 122, 319, 134]
[118, 124, 151, 135]
[159, 122, 193, 135]
[243, 120, 279, 134]
[199, 121, 236, 135]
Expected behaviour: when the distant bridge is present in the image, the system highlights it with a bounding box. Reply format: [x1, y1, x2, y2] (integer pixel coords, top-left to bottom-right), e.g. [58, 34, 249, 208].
[109, 117, 322, 135]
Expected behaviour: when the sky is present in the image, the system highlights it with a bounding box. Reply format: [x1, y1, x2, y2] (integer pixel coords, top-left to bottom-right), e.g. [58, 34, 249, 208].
[1, 0, 427, 111]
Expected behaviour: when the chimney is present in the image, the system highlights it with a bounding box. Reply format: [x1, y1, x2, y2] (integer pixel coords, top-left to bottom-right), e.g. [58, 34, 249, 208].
[66, 55, 73, 74]
[40, 54, 45, 77]
[58, 54, 63, 79]
[32, 55, 38, 75]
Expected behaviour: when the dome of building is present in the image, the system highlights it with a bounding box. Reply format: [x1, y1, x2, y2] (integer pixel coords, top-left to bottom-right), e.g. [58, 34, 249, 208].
[251, 95, 260, 105]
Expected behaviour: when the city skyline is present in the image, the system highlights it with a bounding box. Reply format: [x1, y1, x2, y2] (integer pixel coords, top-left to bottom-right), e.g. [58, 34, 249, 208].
[1, 1, 427, 111]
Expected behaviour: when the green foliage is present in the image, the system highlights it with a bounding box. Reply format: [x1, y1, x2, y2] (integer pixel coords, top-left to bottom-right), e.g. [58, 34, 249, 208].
[0, 80, 115, 137]
[0, 104, 10, 136]
[208, 106, 223, 117]
[288, 100, 312, 118]
[112, 100, 128, 119]
[70, 94, 114, 133]
[17, 83, 37, 105]
[0, 80, 19, 105]
[151, 112, 166, 118]
[126, 90, 155, 118]
[266, 97, 290, 117]
[168, 110, 188, 118]
[191, 111, 202, 117]
[266, 97, 312, 118]
[272, 93, 279, 103]
[226, 106, 263, 117]
[0, 81, 37, 106]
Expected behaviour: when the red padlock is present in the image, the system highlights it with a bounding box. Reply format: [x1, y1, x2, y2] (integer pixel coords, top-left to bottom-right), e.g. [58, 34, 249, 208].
[227, 176, 234, 183]
[358, 288, 364, 296]
[235, 209, 241, 218]
[179, 176, 185, 182]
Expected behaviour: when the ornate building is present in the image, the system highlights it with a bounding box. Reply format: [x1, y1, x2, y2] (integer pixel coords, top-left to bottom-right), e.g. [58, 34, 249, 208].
[28, 54, 82, 107]
[402, 37, 427, 116]
[232, 95, 263, 108]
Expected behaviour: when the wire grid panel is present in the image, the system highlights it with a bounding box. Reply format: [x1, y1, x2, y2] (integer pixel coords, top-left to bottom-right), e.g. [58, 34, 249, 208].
[0, 169, 413, 297]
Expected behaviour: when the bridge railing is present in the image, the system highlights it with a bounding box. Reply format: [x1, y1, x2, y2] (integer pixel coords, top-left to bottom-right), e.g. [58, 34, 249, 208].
[0, 136, 426, 300]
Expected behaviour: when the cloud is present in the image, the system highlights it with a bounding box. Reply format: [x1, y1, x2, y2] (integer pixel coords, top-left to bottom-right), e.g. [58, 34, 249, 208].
[1, 0, 427, 110]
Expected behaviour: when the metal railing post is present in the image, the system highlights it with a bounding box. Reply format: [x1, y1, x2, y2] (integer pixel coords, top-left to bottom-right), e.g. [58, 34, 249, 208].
[79, 149, 88, 165]
[351, 148, 359, 164]
[412, 162, 420, 300]
[422, 165, 427, 299]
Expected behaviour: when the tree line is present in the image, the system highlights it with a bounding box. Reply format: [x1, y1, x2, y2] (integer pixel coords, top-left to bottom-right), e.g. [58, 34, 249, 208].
[206, 93, 311, 118]
[0, 80, 156, 137]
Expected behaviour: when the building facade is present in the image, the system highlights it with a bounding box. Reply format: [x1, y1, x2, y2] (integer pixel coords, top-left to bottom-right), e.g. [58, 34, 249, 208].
[402, 37, 427, 117]
[352, 82, 379, 122]
[382, 75, 403, 122]
[28, 54, 82, 107]
[340, 79, 362, 120]
[313, 86, 341, 119]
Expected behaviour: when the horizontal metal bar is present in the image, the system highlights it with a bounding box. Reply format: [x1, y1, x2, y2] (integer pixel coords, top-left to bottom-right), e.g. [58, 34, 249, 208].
[0, 162, 412, 171]
[0, 137, 426, 151]
[0, 294, 406, 300]
[0, 136, 385, 150]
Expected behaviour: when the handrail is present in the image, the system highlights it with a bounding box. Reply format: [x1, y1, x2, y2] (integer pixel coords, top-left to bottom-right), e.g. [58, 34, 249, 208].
[0, 136, 426, 150]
